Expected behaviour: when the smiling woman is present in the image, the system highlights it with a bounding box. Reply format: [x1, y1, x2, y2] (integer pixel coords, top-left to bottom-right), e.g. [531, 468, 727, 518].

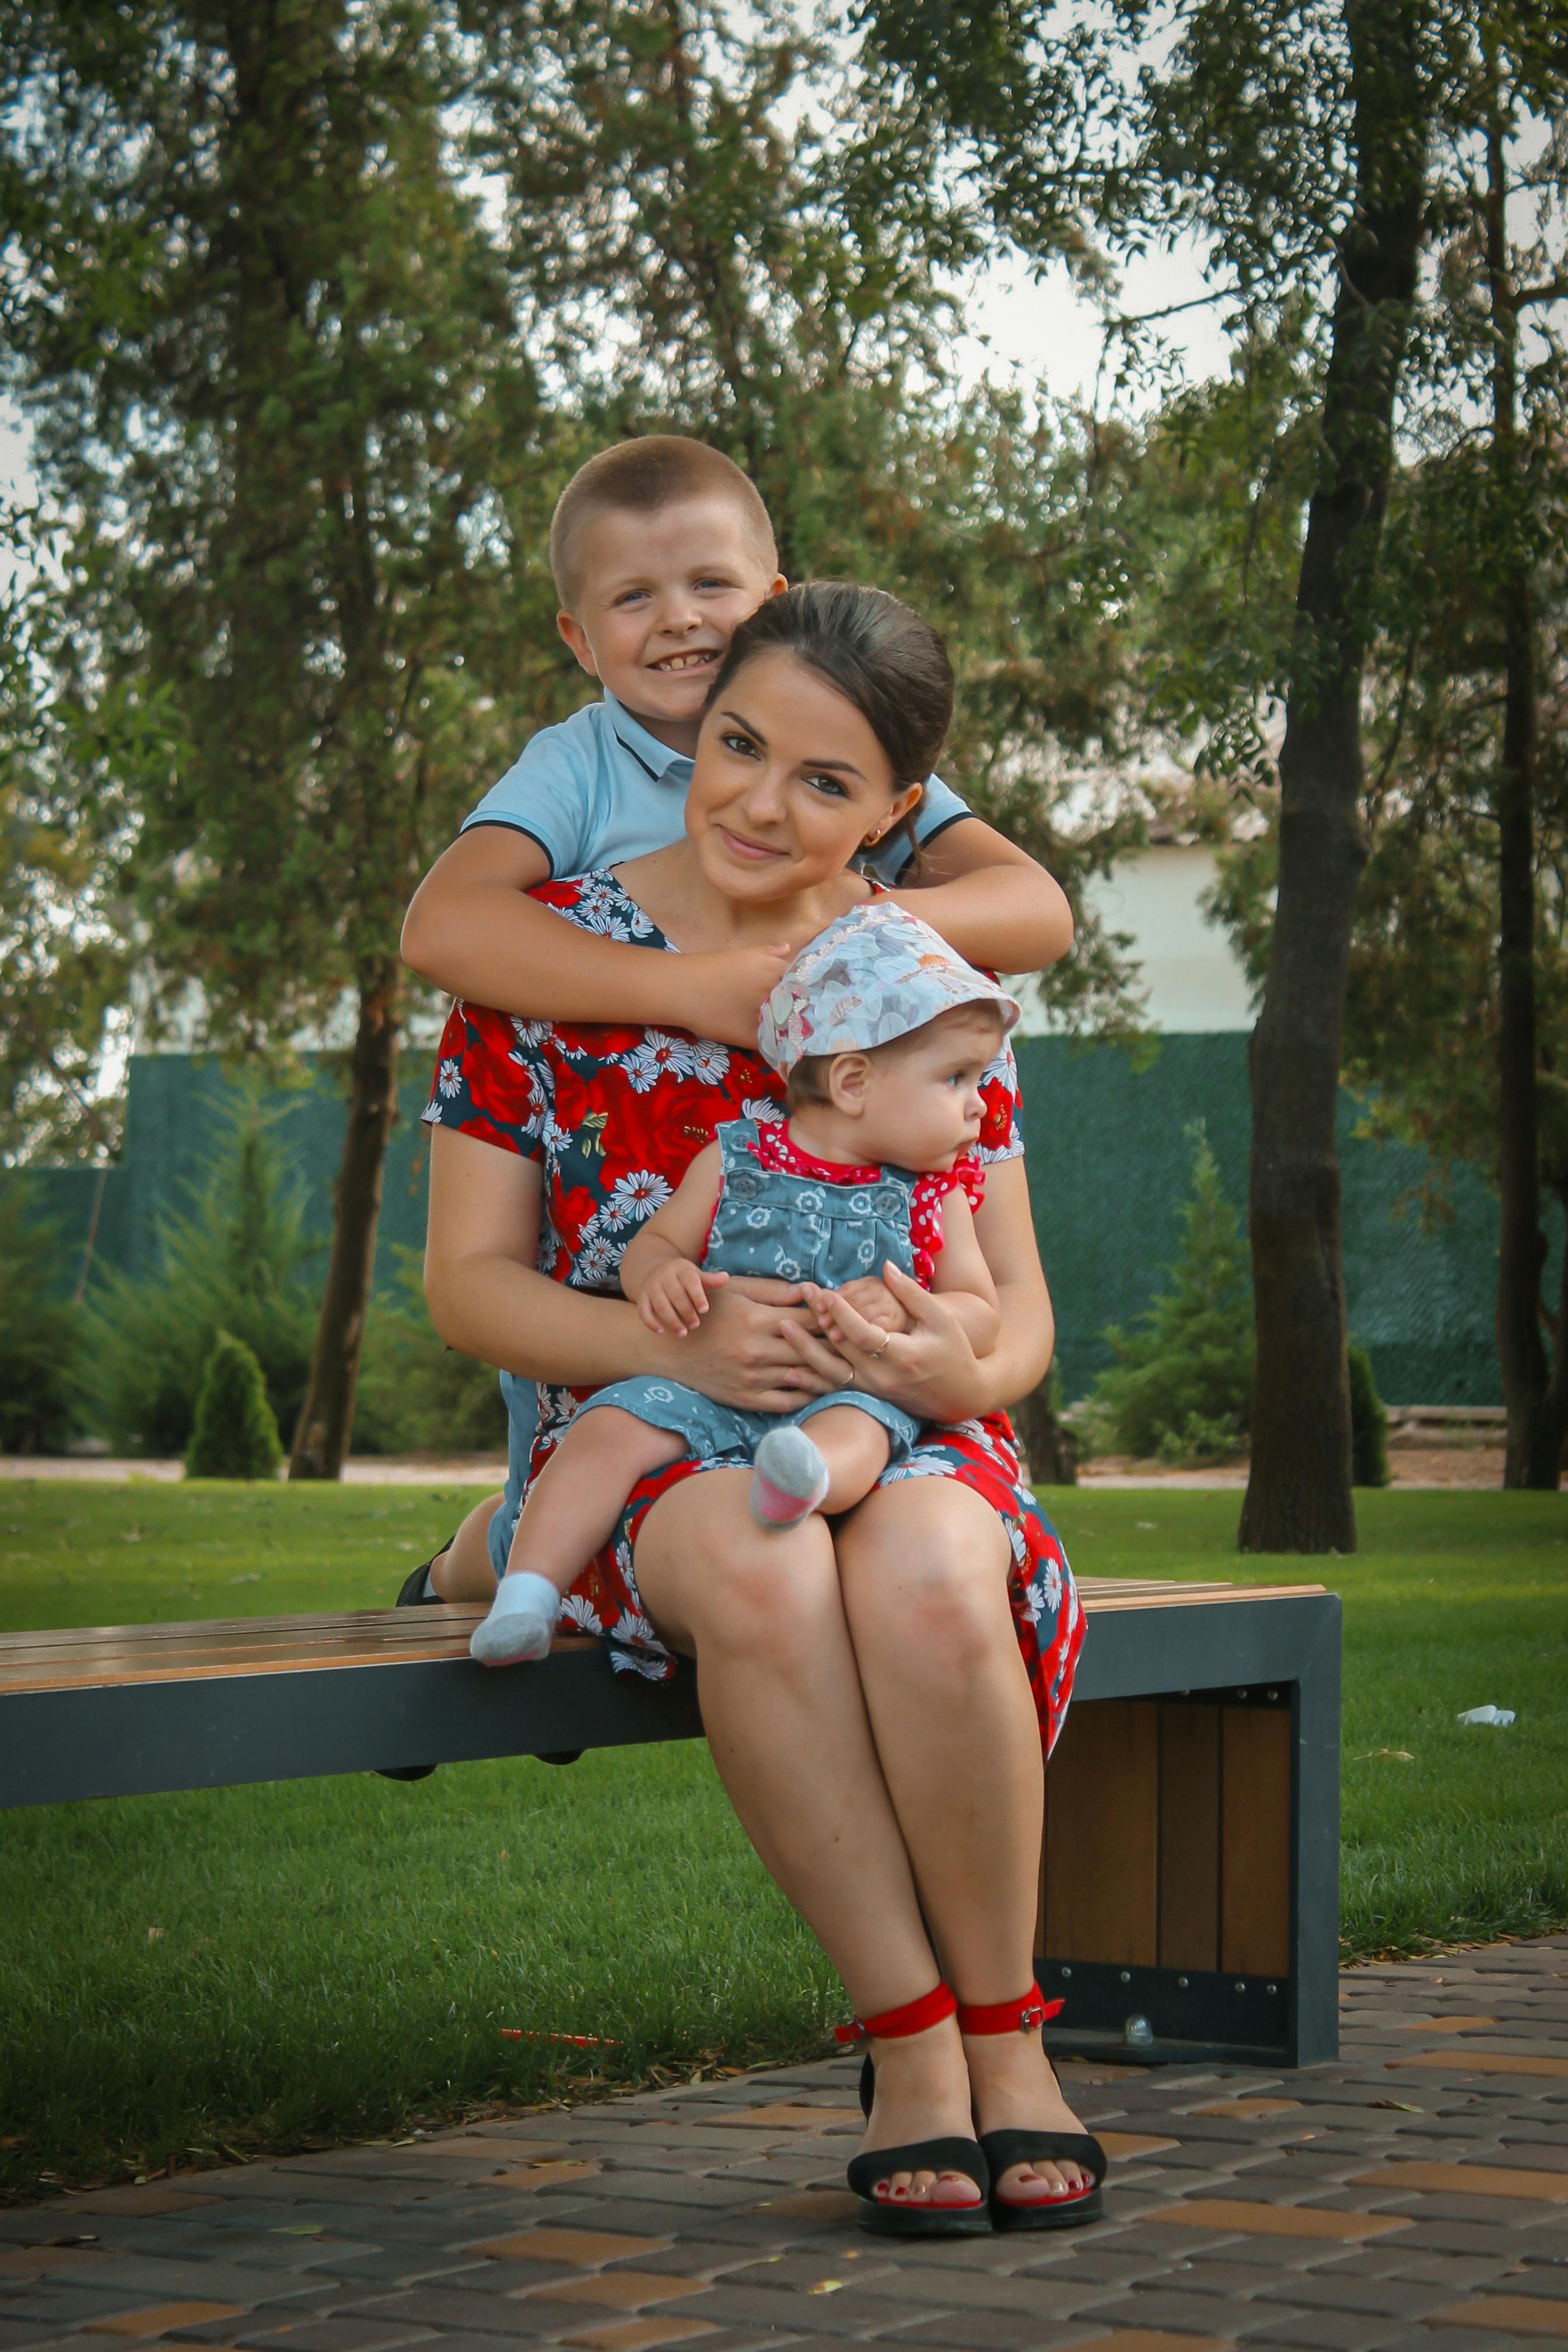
[418, 583, 1101, 2237]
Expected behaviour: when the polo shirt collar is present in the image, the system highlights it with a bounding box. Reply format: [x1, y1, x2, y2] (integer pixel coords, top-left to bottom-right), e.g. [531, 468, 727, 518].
[601, 690, 693, 784]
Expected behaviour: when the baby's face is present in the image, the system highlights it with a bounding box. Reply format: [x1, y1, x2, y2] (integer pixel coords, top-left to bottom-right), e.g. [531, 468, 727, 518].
[851, 1009, 1004, 1172]
[557, 496, 783, 751]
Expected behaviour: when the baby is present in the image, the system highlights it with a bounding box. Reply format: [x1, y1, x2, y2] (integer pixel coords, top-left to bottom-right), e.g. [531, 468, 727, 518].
[469, 902, 1021, 1667]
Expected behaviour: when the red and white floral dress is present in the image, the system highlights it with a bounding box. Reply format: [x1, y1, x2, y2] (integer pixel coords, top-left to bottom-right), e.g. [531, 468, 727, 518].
[424, 870, 1083, 1755]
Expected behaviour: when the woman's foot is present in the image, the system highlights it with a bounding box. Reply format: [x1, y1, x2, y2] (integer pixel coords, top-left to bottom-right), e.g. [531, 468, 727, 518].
[856, 2015, 985, 2214]
[961, 2021, 1094, 2208]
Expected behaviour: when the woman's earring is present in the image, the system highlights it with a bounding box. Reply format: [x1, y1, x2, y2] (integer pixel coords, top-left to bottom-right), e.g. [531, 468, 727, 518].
[864, 828, 883, 846]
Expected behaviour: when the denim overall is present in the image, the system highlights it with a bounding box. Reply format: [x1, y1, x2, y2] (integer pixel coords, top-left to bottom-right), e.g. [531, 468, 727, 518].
[574, 1118, 922, 1464]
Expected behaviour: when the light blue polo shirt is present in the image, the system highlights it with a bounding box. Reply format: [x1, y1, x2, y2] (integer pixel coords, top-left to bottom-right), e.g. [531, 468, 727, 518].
[461, 691, 972, 884]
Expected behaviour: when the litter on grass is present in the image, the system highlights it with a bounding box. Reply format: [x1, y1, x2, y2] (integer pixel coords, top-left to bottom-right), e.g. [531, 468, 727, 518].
[1456, 1704, 1516, 1726]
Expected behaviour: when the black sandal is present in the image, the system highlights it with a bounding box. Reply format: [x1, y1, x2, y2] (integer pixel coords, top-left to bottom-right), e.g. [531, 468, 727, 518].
[839, 1984, 991, 2236]
[958, 1990, 1107, 2231]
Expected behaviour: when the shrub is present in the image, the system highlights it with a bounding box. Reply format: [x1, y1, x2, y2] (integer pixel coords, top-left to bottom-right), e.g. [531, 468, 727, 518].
[184, 1331, 284, 1479]
[1348, 1340, 1391, 1487]
[354, 1247, 506, 1456]
[76, 1098, 318, 1457]
[1087, 1121, 1254, 1464]
[0, 1175, 80, 1454]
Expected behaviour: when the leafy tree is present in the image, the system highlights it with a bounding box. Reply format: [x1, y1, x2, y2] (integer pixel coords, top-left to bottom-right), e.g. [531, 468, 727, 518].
[76, 1101, 318, 1458]
[1209, 16, 1568, 1488]
[464, 0, 1158, 1034]
[855, 0, 1454, 1549]
[1086, 1122, 1254, 1464]
[0, 1171, 79, 1452]
[185, 1331, 284, 1482]
[0, 0, 544, 1476]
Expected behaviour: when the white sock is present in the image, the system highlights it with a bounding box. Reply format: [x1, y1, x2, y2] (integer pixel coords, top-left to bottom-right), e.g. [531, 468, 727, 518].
[470, 1570, 561, 1666]
[750, 1426, 831, 1530]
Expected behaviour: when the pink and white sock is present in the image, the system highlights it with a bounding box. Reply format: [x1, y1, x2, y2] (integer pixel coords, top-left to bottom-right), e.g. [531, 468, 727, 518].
[750, 1426, 831, 1530]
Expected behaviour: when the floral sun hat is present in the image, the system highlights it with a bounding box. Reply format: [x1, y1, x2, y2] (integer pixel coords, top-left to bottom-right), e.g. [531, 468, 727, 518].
[757, 902, 1022, 1074]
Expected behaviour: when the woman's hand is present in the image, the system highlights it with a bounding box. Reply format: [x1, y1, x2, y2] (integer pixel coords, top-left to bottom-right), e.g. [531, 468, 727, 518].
[650, 1276, 842, 1412]
[783, 1263, 991, 1426]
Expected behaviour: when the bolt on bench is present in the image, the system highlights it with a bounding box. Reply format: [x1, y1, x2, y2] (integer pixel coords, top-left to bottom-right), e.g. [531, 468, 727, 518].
[0, 1574, 1340, 2071]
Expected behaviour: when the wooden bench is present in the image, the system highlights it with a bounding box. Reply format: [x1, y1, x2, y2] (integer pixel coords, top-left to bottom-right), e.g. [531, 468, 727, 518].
[0, 1574, 1341, 2071]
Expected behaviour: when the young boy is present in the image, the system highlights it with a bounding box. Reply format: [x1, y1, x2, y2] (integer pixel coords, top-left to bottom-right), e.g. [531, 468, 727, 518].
[400, 434, 1073, 1038]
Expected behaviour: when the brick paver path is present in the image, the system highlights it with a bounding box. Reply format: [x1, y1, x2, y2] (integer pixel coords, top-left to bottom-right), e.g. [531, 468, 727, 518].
[5, 1936, 1566, 2352]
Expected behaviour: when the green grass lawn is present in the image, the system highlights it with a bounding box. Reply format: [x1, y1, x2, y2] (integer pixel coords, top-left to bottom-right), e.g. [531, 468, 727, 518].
[1, 1477, 1564, 2199]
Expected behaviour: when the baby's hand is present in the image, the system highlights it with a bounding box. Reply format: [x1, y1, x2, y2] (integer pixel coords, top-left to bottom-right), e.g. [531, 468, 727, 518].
[635, 1259, 730, 1337]
[814, 1276, 914, 1338]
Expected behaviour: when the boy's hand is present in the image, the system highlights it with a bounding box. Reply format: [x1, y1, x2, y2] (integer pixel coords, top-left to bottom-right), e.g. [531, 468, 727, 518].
[809, 1277, 914, 1338]
[635, 1259, 730, 1338]
[672, 944, 794, 1048]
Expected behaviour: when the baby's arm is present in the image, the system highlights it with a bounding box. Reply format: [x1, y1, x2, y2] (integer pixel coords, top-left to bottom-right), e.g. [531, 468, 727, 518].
[619, 1143, 727, 1336]
[926, 1189, 1002, 1356]
[402, 830, 788, 1047]
[887, 817, 1073, 977]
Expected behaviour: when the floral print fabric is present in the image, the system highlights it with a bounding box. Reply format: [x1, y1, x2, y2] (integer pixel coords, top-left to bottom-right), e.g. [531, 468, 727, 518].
[422, 868, 1081, 1754]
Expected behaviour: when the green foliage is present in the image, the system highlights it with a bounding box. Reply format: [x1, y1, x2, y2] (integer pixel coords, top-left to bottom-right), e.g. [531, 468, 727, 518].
[0, 1172, 79, 1453]
[184, 1331, 284, 1481]
[76, 1102, 317, 1457]
[1348, 1342, 1391, 1488]
[354, 1248, 507, 1457]
[1087, 1121, 1254, 1462]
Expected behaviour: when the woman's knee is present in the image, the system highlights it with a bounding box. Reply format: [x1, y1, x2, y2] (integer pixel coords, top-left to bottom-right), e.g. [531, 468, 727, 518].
[685, 1519, 841, 1665]
[839, 1492, 1011, 1671]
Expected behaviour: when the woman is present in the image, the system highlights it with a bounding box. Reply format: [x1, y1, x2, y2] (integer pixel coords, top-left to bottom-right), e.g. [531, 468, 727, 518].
[421, 584, 1101, 2235]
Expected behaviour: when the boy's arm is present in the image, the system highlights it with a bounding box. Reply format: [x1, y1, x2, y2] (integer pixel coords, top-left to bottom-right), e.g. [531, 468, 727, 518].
[401, 830, 787, 1046]
[619, 1143, 726, 1335]
[887, 818, 1073, 976]
[923, 1189, 1001, 1356]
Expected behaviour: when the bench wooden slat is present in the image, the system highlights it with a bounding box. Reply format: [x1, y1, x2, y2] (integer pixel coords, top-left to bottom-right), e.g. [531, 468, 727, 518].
[0, 1578, 1327, 1697]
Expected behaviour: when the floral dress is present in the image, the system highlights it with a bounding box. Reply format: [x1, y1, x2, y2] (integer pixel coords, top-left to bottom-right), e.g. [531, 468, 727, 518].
[424, 869, 1084, 1755]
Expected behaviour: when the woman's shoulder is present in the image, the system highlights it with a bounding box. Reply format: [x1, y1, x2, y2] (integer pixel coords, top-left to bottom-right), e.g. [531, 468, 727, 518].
[529, 867, 670, 948]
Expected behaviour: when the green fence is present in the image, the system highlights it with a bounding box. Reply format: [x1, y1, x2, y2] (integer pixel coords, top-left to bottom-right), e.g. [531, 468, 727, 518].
[17, 1037, 1508, 1409]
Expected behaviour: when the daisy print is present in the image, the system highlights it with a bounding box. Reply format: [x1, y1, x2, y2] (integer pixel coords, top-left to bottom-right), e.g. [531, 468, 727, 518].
[437, 1055, 463, 1099]
[607, 1170, 673, 1226]
[691, 1040, 731, 1085]
[624, 1031, 698, 1091]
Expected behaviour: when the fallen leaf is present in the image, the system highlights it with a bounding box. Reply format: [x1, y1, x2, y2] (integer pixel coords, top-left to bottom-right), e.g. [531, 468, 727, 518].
[809, 2280, 844, 2295]
[1353, 1749, 1415, 1762]
[146, 1927, 165, 1943]
[1367, 2099, 1422, 2112]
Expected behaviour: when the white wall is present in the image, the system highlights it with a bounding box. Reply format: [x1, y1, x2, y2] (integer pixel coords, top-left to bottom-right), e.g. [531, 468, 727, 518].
[1014, 842, 1256, 1036]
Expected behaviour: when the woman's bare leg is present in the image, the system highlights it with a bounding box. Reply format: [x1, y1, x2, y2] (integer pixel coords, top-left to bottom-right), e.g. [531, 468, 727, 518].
[633, 1468, 981, 2209]
[836, 1478, 1091, 2203]
[428, 1497, 501, 1600]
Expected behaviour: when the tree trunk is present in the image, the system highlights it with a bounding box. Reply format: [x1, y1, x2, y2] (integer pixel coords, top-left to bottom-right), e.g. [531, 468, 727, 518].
[1239, 0, 1431, 1554]
[1483, 97, 1564, 1489]
[289, 958, 401, 1481]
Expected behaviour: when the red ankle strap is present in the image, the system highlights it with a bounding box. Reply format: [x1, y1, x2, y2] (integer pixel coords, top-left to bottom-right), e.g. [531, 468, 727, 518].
[835, 1980, 956, 2045]
[955, 1989, 1065, 2035]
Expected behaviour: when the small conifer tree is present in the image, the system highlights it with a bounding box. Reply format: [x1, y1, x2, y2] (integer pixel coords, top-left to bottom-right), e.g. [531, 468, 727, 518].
[185, 1331, 284, 1480]
[1088, 1122, 1255, 1464]
[1347, 1342, 1391, 1488]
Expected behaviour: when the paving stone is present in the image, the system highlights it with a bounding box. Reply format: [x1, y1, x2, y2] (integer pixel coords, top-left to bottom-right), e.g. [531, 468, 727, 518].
[227, 2323, 441, 2352]
[84, 2301, 247, 2337]
[1237, 2312, 1408, 2350]
[1084, 2290, 1263, 2339]
[1429, 2296, 1568, 2335]
[465, 2231, 674, 2269]
[881, 2312, 1108, 2350]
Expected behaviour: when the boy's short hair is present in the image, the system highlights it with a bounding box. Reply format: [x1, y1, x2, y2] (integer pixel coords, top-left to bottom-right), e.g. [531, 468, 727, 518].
[550, 436, 779, 609]
[785, 1000, 1007, 1115]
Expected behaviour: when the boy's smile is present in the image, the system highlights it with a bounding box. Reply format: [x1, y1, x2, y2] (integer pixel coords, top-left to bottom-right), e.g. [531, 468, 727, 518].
[556, 497, 785, 756]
